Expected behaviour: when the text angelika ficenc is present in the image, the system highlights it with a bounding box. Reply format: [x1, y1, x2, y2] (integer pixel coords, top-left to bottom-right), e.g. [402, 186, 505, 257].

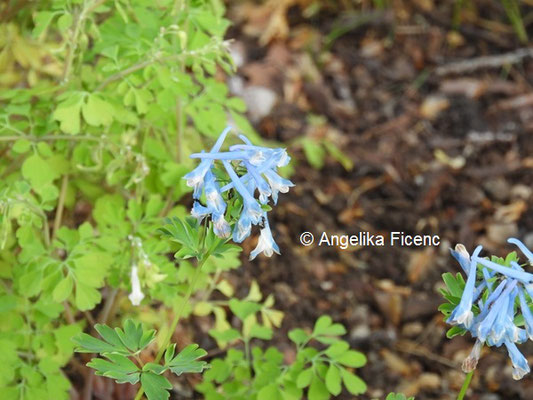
[318, 231, 440, 249]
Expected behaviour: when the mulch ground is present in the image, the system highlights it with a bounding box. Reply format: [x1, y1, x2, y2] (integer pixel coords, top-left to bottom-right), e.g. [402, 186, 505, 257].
[221, 1, 533, 399]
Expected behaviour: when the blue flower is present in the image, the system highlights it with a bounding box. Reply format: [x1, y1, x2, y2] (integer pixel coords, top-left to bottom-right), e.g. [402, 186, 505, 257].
[233, 209, 252, 243]
[222, 160, 263, 225]
[184, 127, 230, 198]
[184, 126, 293, 258]
[447, 246, 482, 329]
[445, 239, 533, 380]
[249, 214, 280, 260]
[450, 244, 472, 275]
[204, 171, 226, 215]
[212, 213, 231, 239]
[263, 169, 295, 205]
[191, 201, 212, 222]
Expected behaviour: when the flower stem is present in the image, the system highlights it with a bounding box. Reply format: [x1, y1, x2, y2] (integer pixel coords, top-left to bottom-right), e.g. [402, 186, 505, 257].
[132, 250, 211, 400]
[457, 370, 474, 400]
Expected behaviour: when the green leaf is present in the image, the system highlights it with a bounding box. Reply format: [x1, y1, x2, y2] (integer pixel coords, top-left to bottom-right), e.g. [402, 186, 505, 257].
[82, 94, 114, 127]
[143, 363, 166, 375]
[312, 316, 346, 337]
[94, 324, 130, 353]
[72, 251, 111, 310]
[72, 333, 118, 354]
[340, 368, 366, 395]
[75, 282, 101, 311]
[159, 217, 199, 255]
[57, 13, 73, 32]
[87, 354, 140, 384]
[308, 376, 329, 400]
[139, 329, 157, 351]
[335, 350, 366, 368]
[296, 368, 313, 388]
[446, 326, 467, 338]
[141, 372, 172, 400]
[53, 93, 84, 134]
[52, 275, 73, 302]
[302, 138, 326, 169]
[116, 319, 143, 352]
[209, 328, 241, 342]
[228, 299, 261, 321]
[12, 139, 31, 154]
[22, 154, 59, 189]
[288, 328, 309, 345]
[249, 324, 273, 340]
[442, 272, 464, 298]
[33, 11, 56, 37]
[323, 141, 354, 171]
[164, 344, 176, 365]
[257, 383, 282, 400]
[325, 365, 341, 396]
[167, 344, 208, 375]
[386, 393, 414, 400]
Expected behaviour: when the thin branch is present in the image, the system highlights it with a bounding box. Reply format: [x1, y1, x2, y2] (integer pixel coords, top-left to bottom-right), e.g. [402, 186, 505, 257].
[63, 301, 76, 324]
[435, 48, 533, 76]
[95, 59, 155, 91]
[52, 174, 69, 242]
[62, 0, 108, 83]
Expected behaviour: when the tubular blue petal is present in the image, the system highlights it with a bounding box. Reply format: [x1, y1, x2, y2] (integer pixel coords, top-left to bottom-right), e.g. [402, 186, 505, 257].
[212, 213, 231, 239]
[191, 201, 212, 222]
[477, 280, 517, 342]
[204, 171, 226, 215]
[473, 257, 533, 283]
[448, 255, 480, 328]
[263, 169, 294, 204]
[504, 340, 530, 380]
[222, 160, 263, 223]
[518, 288, 533, 340]
[244, 161, 271, 204]
[233, 212, 252, 243]
[249, 215, 280, 260]
[508, 238, 533, 263]
[183, 127, 231, 197]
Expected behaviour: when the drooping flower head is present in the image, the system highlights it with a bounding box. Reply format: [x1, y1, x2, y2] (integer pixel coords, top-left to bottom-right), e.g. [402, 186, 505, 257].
[443, 238, 533, 380]
[183, 126, 293, 259]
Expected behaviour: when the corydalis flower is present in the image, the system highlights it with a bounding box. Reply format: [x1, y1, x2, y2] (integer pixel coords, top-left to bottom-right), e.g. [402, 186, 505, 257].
[128, 264, 145, 306]
[249, 213, 280, 260]
[445, 238, 533, 380]
[183, 126, 292, 259]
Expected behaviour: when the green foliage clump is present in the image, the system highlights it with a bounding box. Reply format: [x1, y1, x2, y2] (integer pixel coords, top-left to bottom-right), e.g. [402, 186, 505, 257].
[0, 1, 369, 399]
[197, 316, 367, 400]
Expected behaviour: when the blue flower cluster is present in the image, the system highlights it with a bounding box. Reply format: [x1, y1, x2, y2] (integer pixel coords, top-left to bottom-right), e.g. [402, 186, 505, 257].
[447, 238, 533, 380]
[183, 127, 294, 260]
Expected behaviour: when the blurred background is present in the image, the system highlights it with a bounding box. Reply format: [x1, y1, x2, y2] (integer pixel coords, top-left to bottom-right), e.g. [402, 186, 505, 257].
[220, 1, 533, 398]
[1, 0, 533, 399]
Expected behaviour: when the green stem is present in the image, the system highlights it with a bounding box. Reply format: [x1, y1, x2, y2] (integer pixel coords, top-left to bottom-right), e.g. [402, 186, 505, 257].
[457, 370, 474, 400]
[52, 174, 69, 242]
[133, 250, 211, 400]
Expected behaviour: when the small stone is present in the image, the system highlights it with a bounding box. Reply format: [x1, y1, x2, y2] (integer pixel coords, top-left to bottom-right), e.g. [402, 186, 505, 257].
[483, 178, 510, 202]
[402, 322, 424, 338]
[487, 222, 518, 245]
[241, 85, 278, 122]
